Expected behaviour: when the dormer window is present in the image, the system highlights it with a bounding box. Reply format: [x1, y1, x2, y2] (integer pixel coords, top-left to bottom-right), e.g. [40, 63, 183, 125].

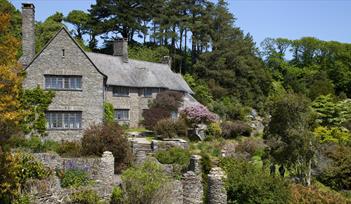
[113, 86, 129, 97]
[45, 75, 82, 90]
[143, 88, 153, 97]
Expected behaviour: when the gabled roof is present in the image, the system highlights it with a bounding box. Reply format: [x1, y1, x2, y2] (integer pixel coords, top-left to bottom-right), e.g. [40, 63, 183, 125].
[87, 52, 194, 94]
[24, 27, 107, 79]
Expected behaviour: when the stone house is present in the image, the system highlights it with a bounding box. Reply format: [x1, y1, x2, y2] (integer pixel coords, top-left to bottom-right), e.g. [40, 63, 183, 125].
[20, 3, 195, 141]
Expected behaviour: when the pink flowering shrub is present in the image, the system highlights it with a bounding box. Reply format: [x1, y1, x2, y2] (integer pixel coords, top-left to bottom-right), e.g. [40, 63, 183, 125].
[182, 104, 218, 124]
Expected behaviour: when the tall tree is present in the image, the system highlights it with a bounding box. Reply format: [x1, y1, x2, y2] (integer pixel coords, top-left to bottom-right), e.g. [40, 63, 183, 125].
[64, 10, 90, 40]
[0, 13, 23, 142]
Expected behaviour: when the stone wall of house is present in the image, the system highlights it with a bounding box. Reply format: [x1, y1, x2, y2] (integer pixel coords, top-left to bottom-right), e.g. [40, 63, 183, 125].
[105, 87, 161, 127]
[23, 28, 104, 141]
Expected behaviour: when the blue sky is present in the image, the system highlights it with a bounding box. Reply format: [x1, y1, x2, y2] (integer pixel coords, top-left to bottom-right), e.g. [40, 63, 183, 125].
[10, 0, 351, 46]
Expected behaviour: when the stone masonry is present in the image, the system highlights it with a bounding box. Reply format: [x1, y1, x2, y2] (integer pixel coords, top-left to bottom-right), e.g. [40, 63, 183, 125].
[23, 28, 105, 141]
[208, 167, 227, 204]
[20, 3, 35, 67]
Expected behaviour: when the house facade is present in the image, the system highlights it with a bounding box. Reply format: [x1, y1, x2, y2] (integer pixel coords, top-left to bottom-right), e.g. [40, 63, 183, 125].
[20, 3, 194, 141]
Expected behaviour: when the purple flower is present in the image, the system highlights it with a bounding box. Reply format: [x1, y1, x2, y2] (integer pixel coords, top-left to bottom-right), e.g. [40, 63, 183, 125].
[182, 104, 218, 124]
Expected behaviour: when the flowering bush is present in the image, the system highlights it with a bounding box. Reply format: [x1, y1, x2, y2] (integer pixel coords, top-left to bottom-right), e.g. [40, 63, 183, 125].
[182, 104, 218, 124]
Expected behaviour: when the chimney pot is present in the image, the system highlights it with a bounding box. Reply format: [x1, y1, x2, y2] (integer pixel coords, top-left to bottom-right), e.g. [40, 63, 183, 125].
[20, 3, 35, 67]
[113, 38, 128, 63]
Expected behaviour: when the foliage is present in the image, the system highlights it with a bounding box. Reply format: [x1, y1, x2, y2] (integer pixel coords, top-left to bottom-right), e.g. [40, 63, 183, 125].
[128, 45, 169, 63]
[110, 186, 124, 204]
[35, 12, 65, 52]
[313, 126, 350, 145]
[154, 118, 188, 139]
[317, 144, 351, 191]
[206, 122, 222, 138]
[56, 141, 82, 157]
[81, 122, 132, 173]
[236, 137, 266, 158]
[264, 93, 316, 185]
[103, 102, 114, 123]
[0, 151, 51, 202]
[221, 121, 252, 138]
[58, 169, 91, 188]
[184, 74, 213, 105]
[7, 135, 59, 153]
[121, 160, 171, 204]
[155, 147, 190, 167]
[290, 183, 350, 204]
[210, 97, 250, 121]
[220, 157, 291, 204]
[64, 10, 90, 40]
[182, 104, 217, 124]
[20, 86, 55, 137]
[142, 91, 183, 130]
[0, 12, 23, 142]
[69, 189, 105, 204]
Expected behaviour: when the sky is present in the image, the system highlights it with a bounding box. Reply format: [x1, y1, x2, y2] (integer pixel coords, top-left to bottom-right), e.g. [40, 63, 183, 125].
[9, 0, 351, 46]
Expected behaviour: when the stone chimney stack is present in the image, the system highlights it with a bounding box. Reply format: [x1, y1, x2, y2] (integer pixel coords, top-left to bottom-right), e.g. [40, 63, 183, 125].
[161, 56, 172, 68]
[20, 3, 35, 67]
[113, 38, 128, 63]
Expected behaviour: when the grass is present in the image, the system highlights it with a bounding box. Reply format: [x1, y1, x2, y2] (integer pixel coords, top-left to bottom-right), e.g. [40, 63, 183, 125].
[126, 127, 148, 133]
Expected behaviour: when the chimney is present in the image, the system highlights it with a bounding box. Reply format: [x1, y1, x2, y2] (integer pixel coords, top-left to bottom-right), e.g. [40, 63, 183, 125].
[161, 56, 172, 67]
[113, 38, 128, 63]
[20, 3, 35, 67]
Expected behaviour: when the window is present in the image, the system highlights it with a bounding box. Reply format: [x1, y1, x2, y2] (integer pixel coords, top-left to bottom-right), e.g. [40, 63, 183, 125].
[113, 86, 129, 96]
[45, 75, 82, 90]
[46, 112, 82, 129]
[115, 109, 129, 121]
[143, 88, 153, 97]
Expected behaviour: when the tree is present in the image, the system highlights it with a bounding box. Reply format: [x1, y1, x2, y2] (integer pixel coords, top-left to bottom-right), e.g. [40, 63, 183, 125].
[35, 12, 65, 52]
[0, 13, 23, 142]
[64, 10, 90, 40]
[264, 93, 316, 186]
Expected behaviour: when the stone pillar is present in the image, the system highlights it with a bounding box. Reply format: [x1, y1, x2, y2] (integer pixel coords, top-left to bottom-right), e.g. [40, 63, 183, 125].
[182, 171, 203, 204]
[135, 150, 146, 165]
[208, 167, 227, 204]
[189, 155, 202, 175]
[21, 3, 36, 67]
[100, 151, 114, 185]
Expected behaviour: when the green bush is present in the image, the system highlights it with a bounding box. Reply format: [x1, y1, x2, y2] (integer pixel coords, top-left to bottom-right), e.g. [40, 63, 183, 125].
[121, 160, 171, 204]
[56, 141, 82, 157]
[220, 157, 291, 204]
[58, 169, 91, 188]
[313, 126, 350, 144]
[69, 189, 105, 204]
[207, 122, 222, 137]
[0, 152, 51, 203]
[110, 186, 124, 204]
[103, 102, 114, 123]
[81, 122, 132, 173]
[154, 118, 188, 139]
[290, 183, 350, 204]
[156, 147, 190, 166]
[317, 144, 351, 191]
[221, 121, 252, 138]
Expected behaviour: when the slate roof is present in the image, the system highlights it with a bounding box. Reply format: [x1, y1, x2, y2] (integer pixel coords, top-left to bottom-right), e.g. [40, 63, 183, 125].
[86, 52, 194, 94]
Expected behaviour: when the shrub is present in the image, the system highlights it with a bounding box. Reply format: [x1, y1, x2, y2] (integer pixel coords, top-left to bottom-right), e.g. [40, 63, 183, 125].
[121, 160, 171, 204]
[110, 186, 124, 204]
[236, 137, 266, 158]
[58, 169, 91, 188]
[313, 126, 350, 144]
[156, 147, 190, 166]
[142, 91, 183, 130]
[154, 118, 188, 139]
[142, 107, 170, 130]
[211, 97, 250, 121]
[103, 102, 114, 123]
[56, 141, 82, 157]
[290, 183, 350, 204]
[221, 121, 252, 138]
[220, 158, 291, 204]
[207, 122, 222, 137]
[81, 122, 132, 173]
[0, 152, 51, 202]
[317, 144, 351, 190]
[182, 104, 218, 124]
[69, 189, 105, 204]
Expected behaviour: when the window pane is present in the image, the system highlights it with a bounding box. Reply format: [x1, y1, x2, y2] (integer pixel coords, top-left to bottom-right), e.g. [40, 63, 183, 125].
[45, 76, 82, 90]
[113, 86, 129, 96]
[144, 88, 152, 97]
[46, 112, 82, 129]
[115, 109, 129, 121]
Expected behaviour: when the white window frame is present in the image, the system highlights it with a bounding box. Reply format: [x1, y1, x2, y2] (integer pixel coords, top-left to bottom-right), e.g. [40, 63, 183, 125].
[45, 75, 82, 90]
[115, 109, 129, 121]
[46, 111, 82, 129]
